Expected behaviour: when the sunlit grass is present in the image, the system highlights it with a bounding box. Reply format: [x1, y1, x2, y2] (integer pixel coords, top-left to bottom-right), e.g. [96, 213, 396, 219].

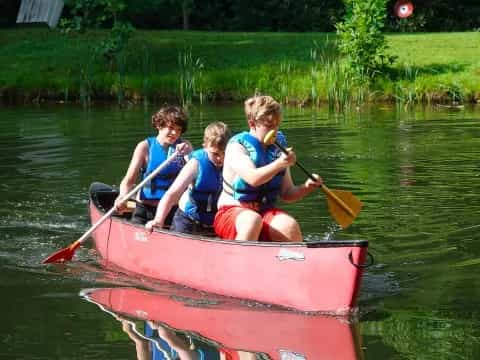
[0, 29, 479, 105]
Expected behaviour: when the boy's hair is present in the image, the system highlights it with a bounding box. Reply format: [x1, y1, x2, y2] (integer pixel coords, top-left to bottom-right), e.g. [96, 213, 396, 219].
[151, 106, 188, 133]
[244, 95, 281, 124]
[203, 122, 231, 150]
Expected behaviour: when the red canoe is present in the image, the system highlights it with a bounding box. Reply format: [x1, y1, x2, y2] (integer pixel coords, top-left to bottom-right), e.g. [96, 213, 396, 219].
[88, 182, 370, 314]
[81, 286, 363, 360]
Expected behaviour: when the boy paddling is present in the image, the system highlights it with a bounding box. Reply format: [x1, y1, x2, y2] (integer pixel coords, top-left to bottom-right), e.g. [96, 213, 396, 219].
[215, 95, 323, 242]
[114, 106, 192, 225]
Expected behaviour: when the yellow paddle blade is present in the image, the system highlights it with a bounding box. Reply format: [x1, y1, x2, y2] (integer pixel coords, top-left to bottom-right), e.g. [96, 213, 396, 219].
[324, 189, 363, 229]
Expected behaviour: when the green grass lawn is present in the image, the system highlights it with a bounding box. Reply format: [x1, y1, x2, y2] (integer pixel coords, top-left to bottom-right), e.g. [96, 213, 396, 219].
[0, 28, 479, 105]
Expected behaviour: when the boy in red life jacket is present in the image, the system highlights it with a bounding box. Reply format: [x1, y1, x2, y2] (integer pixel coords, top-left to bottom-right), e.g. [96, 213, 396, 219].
[114, 106, 192, 225]
[215, 95, 322, 242]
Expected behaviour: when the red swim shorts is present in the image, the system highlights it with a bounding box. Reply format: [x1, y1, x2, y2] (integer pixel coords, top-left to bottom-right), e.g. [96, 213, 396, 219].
[219, 348, 239, 360]
[213, 205, 287, 241]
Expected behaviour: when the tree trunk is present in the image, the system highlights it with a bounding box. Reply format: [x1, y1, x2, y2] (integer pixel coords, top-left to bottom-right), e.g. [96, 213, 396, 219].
[182, 0, 189, 30]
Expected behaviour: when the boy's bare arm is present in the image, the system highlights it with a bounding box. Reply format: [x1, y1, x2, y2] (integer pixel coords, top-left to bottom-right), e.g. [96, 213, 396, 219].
[146, 160, 198, 230]
[115, 141, 148, 208]
[227, 143, 295, 187]
[279, 169, 322, 202]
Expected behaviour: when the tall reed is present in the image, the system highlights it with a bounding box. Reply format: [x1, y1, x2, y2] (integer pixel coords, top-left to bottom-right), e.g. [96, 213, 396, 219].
[63, 68, 71, 103]
[141, 45, 152, 105]
[115, 51, 127, 105]
[321, 56, 352, 112]
[279, 61, 293, 104]
[178, 48, 204, 106]
[352, 71, 371, 108]
[394, 64, 418, 109]
[78, 62, 93, 107]
[310, 47, 319, 106]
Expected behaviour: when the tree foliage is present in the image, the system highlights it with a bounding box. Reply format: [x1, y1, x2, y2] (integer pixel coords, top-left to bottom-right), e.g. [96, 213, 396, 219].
[60, 0, 126, 31]
[119, 0, 345, 32]
[336, 0, 394, 81]
[2, 0, 480, 31]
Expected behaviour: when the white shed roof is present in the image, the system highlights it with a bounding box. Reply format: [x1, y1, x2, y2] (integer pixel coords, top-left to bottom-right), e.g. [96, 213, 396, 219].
[16, 0, 64, 28]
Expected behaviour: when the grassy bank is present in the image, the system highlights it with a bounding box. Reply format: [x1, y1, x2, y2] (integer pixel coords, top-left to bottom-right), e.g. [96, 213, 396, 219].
[0, 29, 479, 106]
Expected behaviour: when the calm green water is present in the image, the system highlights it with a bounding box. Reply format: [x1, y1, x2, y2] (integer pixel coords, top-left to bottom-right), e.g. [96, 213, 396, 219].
[1, 103, 479, 359]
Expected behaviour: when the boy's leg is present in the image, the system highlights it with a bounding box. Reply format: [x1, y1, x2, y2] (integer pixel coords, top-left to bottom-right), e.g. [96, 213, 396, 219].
[131, 203, 163, 225]
[164, 205, 178, 227]
[130, 203, 151, 225]
[261, 208, 302, 242]
[235, 209, 263, 241]
[214, 206, 263, 241]
[170, 208, 195, 234]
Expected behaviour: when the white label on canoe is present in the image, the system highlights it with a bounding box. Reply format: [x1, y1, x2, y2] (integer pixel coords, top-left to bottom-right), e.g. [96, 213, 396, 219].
[134, 231, 148, 242]
[279, 349, 306, 360]
[276, 249, 305, 261]
[135, 310, 148, 318]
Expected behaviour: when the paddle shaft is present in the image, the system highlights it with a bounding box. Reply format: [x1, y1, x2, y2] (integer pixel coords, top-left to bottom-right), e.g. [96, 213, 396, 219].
[77, 151, 180, 245]
[272, 140, 356, 217]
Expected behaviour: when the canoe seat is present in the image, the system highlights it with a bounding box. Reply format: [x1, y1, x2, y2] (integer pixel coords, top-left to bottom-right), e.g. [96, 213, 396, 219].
[91, 189, 136, 221]
[92, 190, 117, 212]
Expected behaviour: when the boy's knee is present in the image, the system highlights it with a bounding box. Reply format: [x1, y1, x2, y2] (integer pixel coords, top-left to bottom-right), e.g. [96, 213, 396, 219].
[237, 210, 262, 228]
[268, 212, 295, 227]
[268, 213, 302, 240]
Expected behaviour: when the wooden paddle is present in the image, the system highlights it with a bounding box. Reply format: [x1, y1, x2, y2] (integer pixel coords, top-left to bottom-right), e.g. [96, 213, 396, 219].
[42, 151, 180, 264]
[264, 130, 362, 229]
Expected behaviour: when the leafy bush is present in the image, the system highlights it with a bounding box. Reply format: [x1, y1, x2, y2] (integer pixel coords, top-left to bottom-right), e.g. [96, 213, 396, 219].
[336, 0, 395, 82]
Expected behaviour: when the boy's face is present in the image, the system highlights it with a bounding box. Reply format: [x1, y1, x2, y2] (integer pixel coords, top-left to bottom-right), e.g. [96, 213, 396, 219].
[158, 121, 182, 144]
[204, 144, 225, 168]
[250, 114, 281, 143]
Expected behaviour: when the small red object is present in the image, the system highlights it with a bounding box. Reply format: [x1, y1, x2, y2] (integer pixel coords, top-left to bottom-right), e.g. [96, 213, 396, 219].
[394, 0, 414, 18]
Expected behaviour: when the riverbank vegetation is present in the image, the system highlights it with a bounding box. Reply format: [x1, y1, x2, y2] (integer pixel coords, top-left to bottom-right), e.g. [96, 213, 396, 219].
[1, 28, 479, 107]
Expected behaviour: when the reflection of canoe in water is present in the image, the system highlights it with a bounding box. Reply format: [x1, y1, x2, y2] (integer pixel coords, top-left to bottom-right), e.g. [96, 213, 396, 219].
[81, 286, 363, 360]
[89, 182, 369, 313]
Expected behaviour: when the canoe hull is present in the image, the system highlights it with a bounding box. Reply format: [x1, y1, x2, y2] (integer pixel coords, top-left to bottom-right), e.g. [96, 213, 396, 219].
[89, 182, 368, 313]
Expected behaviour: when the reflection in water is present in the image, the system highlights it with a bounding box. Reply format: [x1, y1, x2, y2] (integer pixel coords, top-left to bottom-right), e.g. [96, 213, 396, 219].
[81, 286, 363, 360]
[119, 318, 258, 360]
[117, 317, 204, 360]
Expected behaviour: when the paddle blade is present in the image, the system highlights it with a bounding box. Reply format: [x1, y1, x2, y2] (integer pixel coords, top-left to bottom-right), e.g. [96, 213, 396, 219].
[263, 130, 277, 146]
[42, 240, 82, 264]
[325, 189, 363, 229]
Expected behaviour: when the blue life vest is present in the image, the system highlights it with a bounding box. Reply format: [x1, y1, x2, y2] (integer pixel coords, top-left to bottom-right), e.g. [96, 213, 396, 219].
[181, 149, 222, 225]
[144, 322, 206, 360]
[224, 131, 287, 205]
[140, 137, 186, 201]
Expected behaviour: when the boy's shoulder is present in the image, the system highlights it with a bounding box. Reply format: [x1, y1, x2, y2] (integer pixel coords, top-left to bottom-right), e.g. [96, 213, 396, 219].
[229, 131, 248, 139]
[191, 148, 207, 157]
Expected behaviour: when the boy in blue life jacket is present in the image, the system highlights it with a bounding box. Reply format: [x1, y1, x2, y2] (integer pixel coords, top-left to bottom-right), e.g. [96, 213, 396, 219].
[215, 95, 323, 242]
[114, 106, 192, 225]
[145, 122, 231, 235]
